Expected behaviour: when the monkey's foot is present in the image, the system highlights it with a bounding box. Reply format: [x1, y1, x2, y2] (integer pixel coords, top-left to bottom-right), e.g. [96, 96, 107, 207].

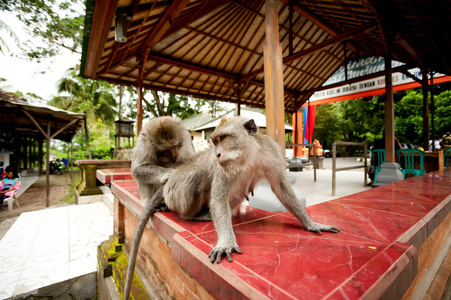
[306, 222, 340, 235]
[155, 203, 169, 212]
[208, 242, 242, 263]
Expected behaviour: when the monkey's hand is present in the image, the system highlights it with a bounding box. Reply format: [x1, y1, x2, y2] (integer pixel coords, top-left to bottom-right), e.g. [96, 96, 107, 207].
[160, 168, 175, 184]
[208, 241, 243, 263]
[305, 222, 340, 235]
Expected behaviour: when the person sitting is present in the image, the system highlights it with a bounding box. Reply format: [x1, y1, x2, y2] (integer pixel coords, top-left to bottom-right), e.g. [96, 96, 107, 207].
[0, 170, 20, 209]
[1, 166, 13, 180]
[429, 136, 442, 152]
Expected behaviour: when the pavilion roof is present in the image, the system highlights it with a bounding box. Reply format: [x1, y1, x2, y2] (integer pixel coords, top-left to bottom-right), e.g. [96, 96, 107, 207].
[80, 0, 451, 113]
[0, 91, 85, 143]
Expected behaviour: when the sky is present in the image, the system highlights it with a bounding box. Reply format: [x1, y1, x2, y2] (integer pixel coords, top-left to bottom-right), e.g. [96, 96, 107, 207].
[0, 10, 80, 101]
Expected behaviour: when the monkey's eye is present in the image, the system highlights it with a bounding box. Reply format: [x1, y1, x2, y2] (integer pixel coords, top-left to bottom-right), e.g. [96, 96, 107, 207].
[219, 135, 227, 142]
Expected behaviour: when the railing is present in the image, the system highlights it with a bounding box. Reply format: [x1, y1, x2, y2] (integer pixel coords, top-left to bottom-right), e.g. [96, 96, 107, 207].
[332, 141, 368, 196]
[286, 143, 317, 181]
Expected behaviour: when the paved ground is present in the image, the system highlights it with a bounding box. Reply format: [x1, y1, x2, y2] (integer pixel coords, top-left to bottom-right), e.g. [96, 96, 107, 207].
[292, 156, 371, 206]
[0, 158, 448, 299]
[0, 171, 76, 240]
[0, 171, 113, 299]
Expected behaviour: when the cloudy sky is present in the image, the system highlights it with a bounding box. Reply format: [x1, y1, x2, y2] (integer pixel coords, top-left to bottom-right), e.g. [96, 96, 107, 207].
[0, 10, 80, 101]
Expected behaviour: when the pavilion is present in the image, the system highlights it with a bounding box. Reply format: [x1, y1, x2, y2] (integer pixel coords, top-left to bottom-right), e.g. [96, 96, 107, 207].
[0, 91, 86, 206]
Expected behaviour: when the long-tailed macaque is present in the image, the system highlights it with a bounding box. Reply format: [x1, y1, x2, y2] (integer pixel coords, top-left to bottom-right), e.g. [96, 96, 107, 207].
[131, 116, 195, 204]
[124, 116, 339, 300]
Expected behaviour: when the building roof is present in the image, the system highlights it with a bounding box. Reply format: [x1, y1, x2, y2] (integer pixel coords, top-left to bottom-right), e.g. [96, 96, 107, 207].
[81, 0, 451, 113]
[181, 113, 213, 130]
[193, 108, 293, 131]
[0, 91, 85, 142]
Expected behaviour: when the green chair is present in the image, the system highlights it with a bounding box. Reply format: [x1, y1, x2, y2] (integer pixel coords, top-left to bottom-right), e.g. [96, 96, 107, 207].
[444, 148, 450, 168]
[371, 149, 385, 183]
[396, 149, 426, 178]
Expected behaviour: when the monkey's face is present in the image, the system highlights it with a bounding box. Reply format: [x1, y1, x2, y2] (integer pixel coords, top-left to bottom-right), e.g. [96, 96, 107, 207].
[211, 117, 258, 167]
[140, 116, 194, 166]
[156, 144, 181, 164]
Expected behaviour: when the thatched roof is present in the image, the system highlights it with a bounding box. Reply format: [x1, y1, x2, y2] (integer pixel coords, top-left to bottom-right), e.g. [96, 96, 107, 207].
[81, 0, 451, 113]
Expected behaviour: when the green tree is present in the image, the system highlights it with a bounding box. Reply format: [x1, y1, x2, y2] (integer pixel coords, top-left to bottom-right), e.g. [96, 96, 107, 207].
[0, 0, 84, 60]
[394, 90, 424, 145]
[0, 19, 19, 53]
[313, 103, 341, 150]
[48, 68, 119, 157]
[52, 68, 117, 126]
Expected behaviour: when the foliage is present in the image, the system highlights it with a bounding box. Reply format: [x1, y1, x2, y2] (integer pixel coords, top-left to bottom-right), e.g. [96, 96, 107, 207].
[60, 170, 80, 203]
[0, 18, 19, 53]
[124, 87, 229, 119]
[47, 68, 118, 158]
[0, 0, 84, 60]
[313, 86, 451, 154]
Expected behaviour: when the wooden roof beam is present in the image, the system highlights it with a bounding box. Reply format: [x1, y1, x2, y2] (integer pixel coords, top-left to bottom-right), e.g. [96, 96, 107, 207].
[139, 0, 191, 55]
[280, 0, 358, 52]
[84, 0, 117, 78]
[144, 52, 296, 97]
[241, 21, 377, 81]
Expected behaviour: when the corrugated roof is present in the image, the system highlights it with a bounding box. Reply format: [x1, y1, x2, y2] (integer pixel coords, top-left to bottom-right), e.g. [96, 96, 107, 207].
[0, 91, 85, 142]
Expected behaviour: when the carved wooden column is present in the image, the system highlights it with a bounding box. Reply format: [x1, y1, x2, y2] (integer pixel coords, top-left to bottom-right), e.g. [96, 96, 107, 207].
[384, 51, 395, 163]
[264, 0, 285, 151]
[421, 67, 430, 150]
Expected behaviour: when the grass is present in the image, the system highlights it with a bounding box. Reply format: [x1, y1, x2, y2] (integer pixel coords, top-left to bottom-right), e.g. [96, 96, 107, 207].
[60, 171, 81, 204]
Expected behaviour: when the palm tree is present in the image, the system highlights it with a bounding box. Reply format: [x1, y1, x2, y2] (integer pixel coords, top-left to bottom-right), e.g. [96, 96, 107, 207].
[0, 19, 19, 54]
[53, 68, 118, 126]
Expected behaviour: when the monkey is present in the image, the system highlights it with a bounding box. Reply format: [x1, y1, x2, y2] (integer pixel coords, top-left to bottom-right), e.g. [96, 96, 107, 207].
[131, 116, 195, 205]
[123, 116, 339, 300]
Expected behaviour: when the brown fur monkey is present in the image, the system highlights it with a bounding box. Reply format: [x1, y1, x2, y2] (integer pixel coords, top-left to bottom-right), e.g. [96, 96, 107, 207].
[124, 116, 339, 300]
[131, 116, 195, 205]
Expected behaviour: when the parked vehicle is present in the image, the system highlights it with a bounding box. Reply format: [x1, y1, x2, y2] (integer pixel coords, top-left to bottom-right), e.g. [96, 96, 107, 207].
[49, 158, 66, 175]
[323, 149, 340, 157]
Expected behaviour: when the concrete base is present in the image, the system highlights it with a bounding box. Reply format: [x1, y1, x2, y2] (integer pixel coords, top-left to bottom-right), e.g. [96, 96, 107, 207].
[248, 172, 306, 212]
[75, 190, 104, 205]
[373, 162, 404, 187]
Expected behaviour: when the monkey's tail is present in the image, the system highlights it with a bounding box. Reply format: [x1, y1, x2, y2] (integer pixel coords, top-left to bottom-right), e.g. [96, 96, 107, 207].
[123, 187, 165, 300]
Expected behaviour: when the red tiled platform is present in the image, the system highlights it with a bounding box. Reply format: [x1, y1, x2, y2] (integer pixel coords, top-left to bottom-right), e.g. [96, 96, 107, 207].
[96, 168, 132, 184]
[110, 169, 451, 299]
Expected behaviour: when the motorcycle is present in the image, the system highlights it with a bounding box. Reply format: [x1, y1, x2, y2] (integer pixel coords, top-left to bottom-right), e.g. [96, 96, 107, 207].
[49, 158, 66, 175]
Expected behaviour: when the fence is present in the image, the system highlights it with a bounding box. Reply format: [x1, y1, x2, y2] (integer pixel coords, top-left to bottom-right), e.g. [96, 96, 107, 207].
[332, 141, 368, 196]
[286, 143, 317, 181]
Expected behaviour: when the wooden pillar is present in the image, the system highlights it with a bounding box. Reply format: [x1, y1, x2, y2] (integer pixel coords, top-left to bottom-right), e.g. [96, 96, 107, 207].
[264, 0, 286, 151]
[137, 53, 148, 136]
[46, 119, 50, 207]
[38, 138, 43, 175]
[421, 67, 430, 150]
[430, 71, 435, 151]
[84, 114, 92, 159]
[384, 52, 395, 163]
[23, 137, 28, 171]
[137, 71, 143, 136]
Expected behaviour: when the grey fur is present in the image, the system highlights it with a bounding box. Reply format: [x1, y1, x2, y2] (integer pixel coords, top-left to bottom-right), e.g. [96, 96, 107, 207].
[131, 116, 195, 204]
[165, 116, 339, 263]
[124, 116, 340, 299]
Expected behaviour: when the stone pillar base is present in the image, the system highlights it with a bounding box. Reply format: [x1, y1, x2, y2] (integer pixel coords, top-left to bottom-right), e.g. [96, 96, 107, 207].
[373, 162, 404, 187]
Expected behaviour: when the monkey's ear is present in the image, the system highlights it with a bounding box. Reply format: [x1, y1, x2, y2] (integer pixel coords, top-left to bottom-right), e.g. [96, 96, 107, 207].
[219, 116, 228, 127]
[243, 119, 257, 135]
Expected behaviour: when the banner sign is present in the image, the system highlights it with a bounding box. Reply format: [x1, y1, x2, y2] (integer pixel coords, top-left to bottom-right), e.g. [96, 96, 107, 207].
[308, 54, 451, 106]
